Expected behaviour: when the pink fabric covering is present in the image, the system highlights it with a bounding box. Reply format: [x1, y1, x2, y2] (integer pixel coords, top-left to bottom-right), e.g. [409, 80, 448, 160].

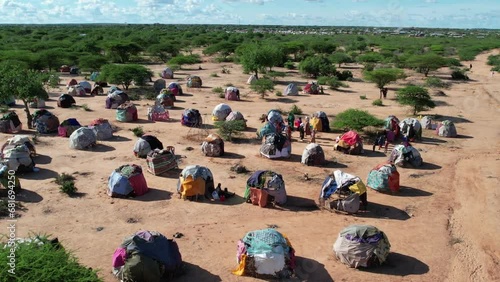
[236, 240, 247, 262]
[58, 127, 67, 137]
[152, 112, 169, 121]
[112, 248, 127, 267]
[340, 130, 362, 146]
[128, 173, 149, 196]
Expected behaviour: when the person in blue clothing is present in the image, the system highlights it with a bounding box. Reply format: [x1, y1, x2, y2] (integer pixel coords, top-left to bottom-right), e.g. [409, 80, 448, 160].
[373, 130, 389, 153]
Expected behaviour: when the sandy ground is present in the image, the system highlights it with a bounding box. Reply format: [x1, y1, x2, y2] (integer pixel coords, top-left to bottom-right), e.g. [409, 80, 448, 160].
[1, 49, 499, 282]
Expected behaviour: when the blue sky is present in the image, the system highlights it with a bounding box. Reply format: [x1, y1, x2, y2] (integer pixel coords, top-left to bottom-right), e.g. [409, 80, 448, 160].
[0, 0, 498, 29]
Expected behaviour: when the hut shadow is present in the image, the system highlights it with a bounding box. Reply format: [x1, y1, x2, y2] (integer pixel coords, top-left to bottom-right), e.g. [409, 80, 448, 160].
[90, 144, 115, 152]
[105, 135, 132, 142]
[275, 196, 320, 212]
[434, 100, 450, 107]
[220, 152, 245, 159]
[180, 93, 194, 97]
[394, 186, 433, 197]
[69, 192, 87, 198]
[245, 127, 258, 133]
[420, 137, 447, 144]
[294, 256, 334, 282]
[361, 252, 429, 276]
[154, 168, 183, 178]
[19, 167, 59, 181]
[413, 162, 442, 170]
[3, 188, 43, 203]
[207, 194, 246, 206]
[363, 150, 388, 158]
[455, 134, 473, 139]
[132, 119, 155, 124]
[355, 202, 411, 221]
[132, 188, 173, 202]
[175, 262, 222, 282]
[322, 161, 348, 169]
[335, 88, 356, 93]
[432, 115, 472, 123]
[35, 154, 52, 164]
[171, 106, 185, 110]
[273, 153, 302, 163]
[276, 98, 300, 103]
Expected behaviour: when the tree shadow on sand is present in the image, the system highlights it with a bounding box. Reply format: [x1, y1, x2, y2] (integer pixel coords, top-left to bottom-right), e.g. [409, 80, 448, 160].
[360, 252, 429, 276]
[105, 135, 132, 142]
[19, 167, 59, 180]
[219, 152, 245, 159]
[355, 202, 411, 221]
[8, 188, 43, 203]
[90, 144, 116, 152]
[35, 154, 52, 164]
[293, 256, 334, 282]
[175, 262, 222, 282]
[393, 186, 433, 197]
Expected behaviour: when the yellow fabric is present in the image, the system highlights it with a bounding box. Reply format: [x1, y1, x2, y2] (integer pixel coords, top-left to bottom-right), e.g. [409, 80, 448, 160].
[311, 117, 322, 131]
[337, 140, 349, 148]
[179, 176, 206, 197]
[282, 233, 293, 249]
[232, 254, 247, 276]
[349, 180, 367, 195]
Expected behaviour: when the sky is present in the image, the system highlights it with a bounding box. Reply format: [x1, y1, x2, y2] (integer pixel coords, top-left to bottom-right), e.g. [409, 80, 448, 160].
[0, 0, 498, 29]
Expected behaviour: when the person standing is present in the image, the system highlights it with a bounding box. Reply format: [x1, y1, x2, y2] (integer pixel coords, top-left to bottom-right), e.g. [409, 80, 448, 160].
[287, 112, 295, 131]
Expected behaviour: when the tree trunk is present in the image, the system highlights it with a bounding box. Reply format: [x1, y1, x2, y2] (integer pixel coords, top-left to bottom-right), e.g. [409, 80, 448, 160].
[22, 100, 33, 129]
[254, 70, 258, 79]
[379, 88, 383, 100]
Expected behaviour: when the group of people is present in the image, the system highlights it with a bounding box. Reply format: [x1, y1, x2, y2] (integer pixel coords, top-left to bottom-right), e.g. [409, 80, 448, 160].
[286, 113, 317, 143]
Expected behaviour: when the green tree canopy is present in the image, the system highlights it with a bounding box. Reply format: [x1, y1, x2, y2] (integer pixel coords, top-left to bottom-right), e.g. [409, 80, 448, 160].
[0, 62, 49, 127]
[299, 56, 336, 78]
[406, 53, 448, 77]
[78, 54, 108, 72]
[203, 42, 237, 59]
[396, 85, 436, 115]
[168, 54, 201, 69]
[356, 52, 384, 63]
[250, 78, 274, 98]
[98, 64, 153, 90]
[363, 68, 406, 98]
[105, 41, 142, 63]
[332, 109, 384, 131]
[237, 44, 284, 78]
[37, 49, 65, 71]
[329, 52, 354, 67]
[147, 43, 180, 63]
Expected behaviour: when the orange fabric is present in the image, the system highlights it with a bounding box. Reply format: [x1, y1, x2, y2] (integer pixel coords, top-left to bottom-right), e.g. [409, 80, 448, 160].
[179, 176, 206, 197]
[232, 254, 247, 276]
[250, 187, 268, 207]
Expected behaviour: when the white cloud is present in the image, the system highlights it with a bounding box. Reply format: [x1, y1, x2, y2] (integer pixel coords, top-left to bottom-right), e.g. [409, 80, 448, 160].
[222, 0, 273, 4]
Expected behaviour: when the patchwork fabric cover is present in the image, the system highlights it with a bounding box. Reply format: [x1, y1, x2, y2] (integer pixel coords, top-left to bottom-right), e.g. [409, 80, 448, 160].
[301, 143, 325, 166]
[436, 120, 457, 137]
[106, 91, 129, 109]
[167, 82, 183, 96]
[233, 228, 295, 278]
[186, 76, 202, 88]
[1, 135, 36, 158]
[133, 135, 163, 158]
[225, 87, 240, 101]
[260, 134, 291, 159]
[304, 82, 319, 94]
[366, 163, 400, 193]
[1, 144, 34, 172]
[147, 105, 169, 121]
[156, 92, 175, 109]
[284, 83, 299, 96]
[177, 165, 214, 199]
[116, 102, 138, 122]
[247, 74, 257, 84]
[89, 118, 114, 140]
[160, 68, 174, 79]
[153, 79, 166, 93]
[58, 118, 81, 137]
[108, 164, 149, 197]
[244, 170, 287, 207]
[69, 127, 96, 150]
[79, 81, 92, 93]
[212, 103, 232, 121]
[181, 109, 202, 127]
[146, 148, 177, 175]
[57, 94, 76, 108]
[32, 110, 59, 134]
[0, 112, 22, 133]
[201, 134, 224, 157]
[28, 98, 46, 108]
[388, 145, 423, 168]
[68, 85, 86, 96]
[333, 225, 391, 268]
[421, 116, 434, 130]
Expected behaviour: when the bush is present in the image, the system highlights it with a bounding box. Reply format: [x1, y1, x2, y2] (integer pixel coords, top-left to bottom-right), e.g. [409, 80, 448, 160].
[446, 58, 462, 67]
[80, 104, 91, 111]
[214, 120, 246, 141]
[335, 70, 353, 81]
[55, 173, 77, 196]
[0, 235, 102, 281]
[275, 91, 283, 97]
[317, 76, 330, 85]
[130, 126, 144, 137]
[425, 77, 451, 88]
[364, 63, 375, 71]
[289, 104, 302, 115]
[127, 92, 140, 101]
[224, 83, 234, 87]
[212, 87, 224, 94]
[210, 72, 219, 77]
[327, 77, 348, 90]
[360, 95, 367, 100]
[451, 70, 469, 80]
[332, 109, 384, 131]
[284, 61, 295, 69]
[372, 99, 383, 106]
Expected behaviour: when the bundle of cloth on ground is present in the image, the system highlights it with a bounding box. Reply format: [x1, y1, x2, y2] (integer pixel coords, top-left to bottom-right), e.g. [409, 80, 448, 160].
[116, 102, 138, 122]
[112, 230, 183, 282]
[58, 118, 81, 137]
[333, 225, 391, 268]
[69, 127, 97, 150]
[88, 118, 114, 140]
[1, 135, 36, 158]
[108, 164, 149, 198]
[1, 143, 35, 173]
[181, 109, 202, 127]
[232, 228, 295, 278]
[399, 118, 422, 141]
[32, 109, 59, 134]
[147, 105, 170, 121]
[260, 133, 291, 159]
[319, 170, 367, 213]
[0, 111, 22, 133]
[146, 147, 177, 176]
[301, 143, 325, 166]
[244, 170, 287, 207]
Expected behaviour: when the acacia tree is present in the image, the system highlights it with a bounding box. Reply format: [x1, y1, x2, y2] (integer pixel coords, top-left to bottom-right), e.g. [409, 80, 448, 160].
[406, 53, 448, 77]
[329, 52, 353, 67]
[396, 85, 436, 115]
[363, 68, 406, 99]
[105, 41, 142, 64]
[98, 64, 153, 90]
[299, 56, 336, 78]
[147, 43, 180, 63]
[250, 78, 274, 98]
[237, 44, 283, 78]
[0, 62, 48, 128]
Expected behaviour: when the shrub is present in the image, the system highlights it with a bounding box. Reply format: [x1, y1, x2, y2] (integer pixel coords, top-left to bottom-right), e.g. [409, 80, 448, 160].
[317, 76, 330, 85]
[327, 77, 348, 90]
[284, 61, 295, 69]
[336, 70, 353, 81]
[397, 85, 436, 115]
[214, 120, 246, 141]
[332, 109, 384, 131]
[210, 72, 219, 77]
[425, 77, 450, 88]
[364, 63, 375, 71]
[289, 104, 302, 115]
[55, 173, 77, 196]
[360, 95, 367, 100]
[0, 235, 101, 281]
[130, 126, 144, 137]
[80, 104, 91, 111]
[250, 78, 274, 98]
[224, 83, 234, 87]
[451, 70, 469, 80]
[212, 87, 224, 94]
[275, 91, 283, 97]
[127, 92, 140, 101]
[372, 99, 383, 106]
[446, 58, 462, 67]
[218, 93, 225, 98]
